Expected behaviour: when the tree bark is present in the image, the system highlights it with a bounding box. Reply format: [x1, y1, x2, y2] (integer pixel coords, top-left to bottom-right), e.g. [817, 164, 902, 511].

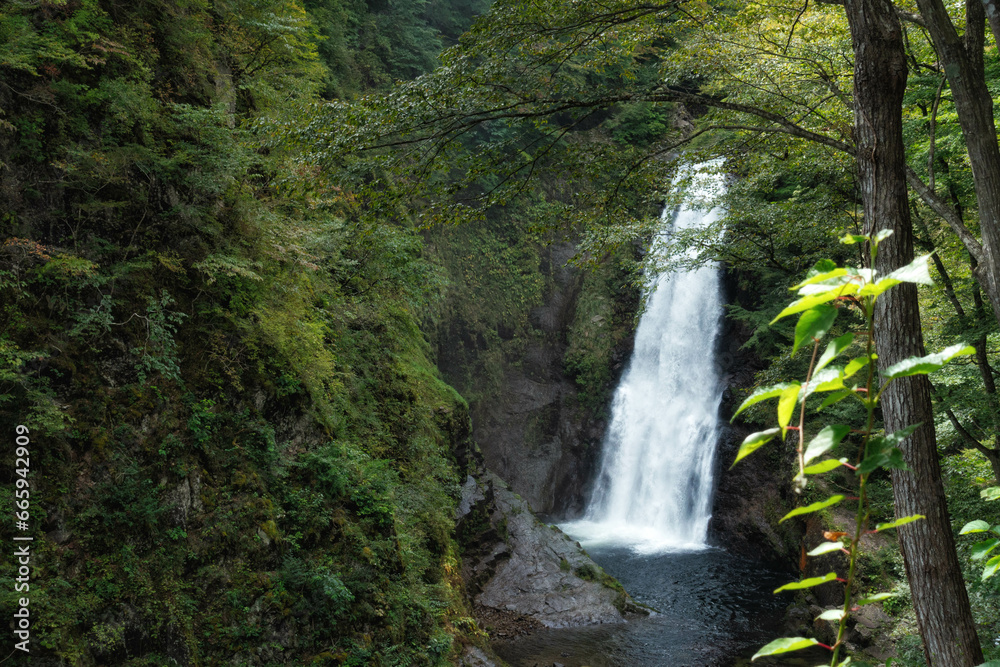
[842, 1, 984, 664]
[984, 0, 1000, 49]
[912, 0, 1000, 332]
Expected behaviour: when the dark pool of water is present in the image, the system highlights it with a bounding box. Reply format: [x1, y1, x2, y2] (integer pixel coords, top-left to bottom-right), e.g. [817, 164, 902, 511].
[492, 545, 831, 667]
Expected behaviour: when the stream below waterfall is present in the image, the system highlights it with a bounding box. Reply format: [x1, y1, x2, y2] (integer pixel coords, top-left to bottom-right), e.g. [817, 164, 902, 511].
[493, 165, 828, 666]
[492, 543, 821, 666]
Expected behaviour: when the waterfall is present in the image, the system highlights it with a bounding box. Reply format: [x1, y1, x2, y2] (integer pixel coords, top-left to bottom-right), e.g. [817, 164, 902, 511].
[563, 165, 726, 553]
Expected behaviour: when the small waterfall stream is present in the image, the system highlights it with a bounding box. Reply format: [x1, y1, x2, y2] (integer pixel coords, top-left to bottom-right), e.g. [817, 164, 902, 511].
[563, 164, 726, 552]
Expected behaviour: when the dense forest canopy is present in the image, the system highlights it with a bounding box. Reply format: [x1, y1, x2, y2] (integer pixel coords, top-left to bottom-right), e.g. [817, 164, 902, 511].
[2, 0, 1000, 665]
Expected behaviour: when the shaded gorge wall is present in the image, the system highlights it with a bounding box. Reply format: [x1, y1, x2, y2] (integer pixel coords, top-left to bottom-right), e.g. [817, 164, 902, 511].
[426, 223, 642, 517]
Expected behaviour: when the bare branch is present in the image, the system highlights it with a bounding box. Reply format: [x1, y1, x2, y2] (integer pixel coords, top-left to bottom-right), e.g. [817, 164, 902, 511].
[904, 166, 986, 263]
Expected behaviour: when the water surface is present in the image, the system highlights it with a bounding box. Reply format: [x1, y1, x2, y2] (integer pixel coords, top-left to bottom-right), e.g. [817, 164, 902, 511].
[493, 544, 826, 666]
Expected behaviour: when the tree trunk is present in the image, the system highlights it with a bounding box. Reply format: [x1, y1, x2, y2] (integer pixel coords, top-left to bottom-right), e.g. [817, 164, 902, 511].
[842, 1, 985, 664]
[983, 0, 1000, 49]
[913, 0, 1000, 332]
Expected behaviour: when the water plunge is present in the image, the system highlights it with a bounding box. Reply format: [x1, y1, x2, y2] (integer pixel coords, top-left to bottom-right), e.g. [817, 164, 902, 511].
[497, 166, 807, 666]
[563, 165, 726, 553]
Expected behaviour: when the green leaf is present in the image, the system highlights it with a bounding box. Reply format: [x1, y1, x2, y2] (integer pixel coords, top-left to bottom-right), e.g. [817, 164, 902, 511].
[858, 277, 904, 299]
[856, 257, 932, 298]
[982, 554, 1000, 580]
[732, 428, 780, 467]
[858, 425, 918, 474]
[857, 592, 898, 605]
[801, 368, 846, 399]
[778, 383, 800, 432]
[872, 229, 894, 244]
[793, 265, 850, 291]
[844, 354, 875, 379]
[961, 520, 991, 535]
[804, 458, 847, 474]
[982, 487, 1000, 502]
[882, 344, 977, 379]
[807, 541, 845, 556]
[774, 572, 838, 593]
[974, 661, 1000, 667]
[780, 495, 845, 523]
[885, 254, 933, 285]
[815, 333, 855, 374]
[732, 382, 798, 421]
[803, 425, 851, 464]
[840, 234, 869, 245]
[970, 538, 1000, 561]
[818, 389, 853, 411]
[771, 285, 857, 323]
[816, 609, 846, 621]
[751, 637, 821, 661]
[793, 305, 838, 354]
[874, 514, 924, 531]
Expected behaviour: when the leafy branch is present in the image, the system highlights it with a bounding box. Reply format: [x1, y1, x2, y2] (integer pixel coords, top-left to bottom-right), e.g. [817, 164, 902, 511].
[731, 229, 975, 665]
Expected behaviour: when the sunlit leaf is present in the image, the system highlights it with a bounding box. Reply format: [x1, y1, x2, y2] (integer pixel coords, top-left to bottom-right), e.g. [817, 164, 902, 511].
[803, 425, 850, 464]
[794, 305, 838, 354]
[816, 609, 846, 621]
[815, 333, 855, 374]
[857, 592, 898, 605]
[872, 229, 894, 244]
[982, 554, 1000, 580]
[732, 382, 798, 421]
[840, 234, 869, 245]
[982, 487, 1000, 502]
[793, 266, 850, 291]
[774, 572, 838, 593]
[807, 541, 845, 556]
[771, 285, 858, 323]
[885, 254, 933, 285]
[732, 428, 780, 467]
[874, 514, 924, 531]
[780, 495, 845, 523]
[970, 538, 1000, 561]
[818, 389, 853, 411]
[882, 344, 976, 379]
[751, 637, 821, 661]
[961, 520, 991, 535]
[858, 277, 904, 299]
[801, 368, 846, 398]
[778, 383, 800, 432]
[804, 458, 847, 474]
[843, 355, 872, 379]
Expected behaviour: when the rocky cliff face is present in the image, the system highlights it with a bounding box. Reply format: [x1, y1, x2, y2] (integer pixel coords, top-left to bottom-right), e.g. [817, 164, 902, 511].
[708, 273, 802, 565]
[467, 243, 602, 516]
[436, 239, 637, 517]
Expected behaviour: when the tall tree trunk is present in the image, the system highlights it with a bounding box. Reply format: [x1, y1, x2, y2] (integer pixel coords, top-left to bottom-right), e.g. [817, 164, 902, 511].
[842, 1, 984, 664]
[913, 0, 1000, 331]
[983, 0, 1000, 49]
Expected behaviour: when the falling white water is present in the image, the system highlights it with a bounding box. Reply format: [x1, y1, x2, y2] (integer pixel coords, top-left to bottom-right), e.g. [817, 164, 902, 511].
[562, 165, 726, 554]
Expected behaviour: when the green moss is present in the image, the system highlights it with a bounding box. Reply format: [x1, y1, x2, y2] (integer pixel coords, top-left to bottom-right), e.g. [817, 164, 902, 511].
[564, 253, 641, 411]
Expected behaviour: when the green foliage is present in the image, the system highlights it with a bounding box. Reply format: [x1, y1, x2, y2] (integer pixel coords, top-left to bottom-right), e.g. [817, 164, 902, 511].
[735, 231, 972, 665]
[0, 0, 492, 663]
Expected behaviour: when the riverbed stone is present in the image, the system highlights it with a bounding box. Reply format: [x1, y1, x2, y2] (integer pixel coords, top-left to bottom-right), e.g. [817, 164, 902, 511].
[458, 471, 643, 630]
